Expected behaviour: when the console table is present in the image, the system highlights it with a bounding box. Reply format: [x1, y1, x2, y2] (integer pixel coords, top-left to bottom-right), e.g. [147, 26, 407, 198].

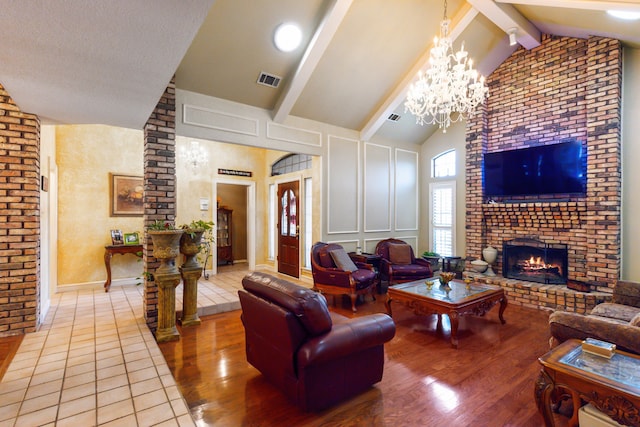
[535, 339, 640, 426]
[103, 244, 143, 292]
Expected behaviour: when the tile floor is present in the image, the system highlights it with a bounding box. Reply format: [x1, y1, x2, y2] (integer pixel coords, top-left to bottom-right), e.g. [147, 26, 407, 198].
[0, 266, 255, 427]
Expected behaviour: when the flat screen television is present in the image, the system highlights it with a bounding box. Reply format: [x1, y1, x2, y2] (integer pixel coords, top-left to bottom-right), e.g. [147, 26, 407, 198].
[483, 140, 587, 198]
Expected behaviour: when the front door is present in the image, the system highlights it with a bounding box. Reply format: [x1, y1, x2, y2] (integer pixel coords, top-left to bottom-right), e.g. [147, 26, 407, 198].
[277, 181, 299, 278]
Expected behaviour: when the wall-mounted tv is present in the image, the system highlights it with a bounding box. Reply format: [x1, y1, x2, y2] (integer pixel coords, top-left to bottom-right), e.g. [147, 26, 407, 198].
[483, 140, 587, 198]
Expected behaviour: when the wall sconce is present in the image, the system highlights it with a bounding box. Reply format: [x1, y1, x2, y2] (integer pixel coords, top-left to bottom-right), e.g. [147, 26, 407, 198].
[179, 141, 209, 173]
[508, 28, 518, 47]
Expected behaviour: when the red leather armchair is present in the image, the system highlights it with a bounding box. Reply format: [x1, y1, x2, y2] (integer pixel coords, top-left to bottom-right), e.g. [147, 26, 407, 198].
[375, 238, 433, 285]
[310, 241, 376, 312]
[239, 272, 396, 411]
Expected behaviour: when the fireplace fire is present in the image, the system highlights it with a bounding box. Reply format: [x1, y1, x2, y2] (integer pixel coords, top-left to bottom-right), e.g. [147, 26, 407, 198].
[502, 238, 568, 284]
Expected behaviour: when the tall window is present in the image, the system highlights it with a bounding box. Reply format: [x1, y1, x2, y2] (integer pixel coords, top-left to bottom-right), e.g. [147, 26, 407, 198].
[303, 178, 312, 269]
[268, 184, 276, 260]
[430, 150, 456, 256]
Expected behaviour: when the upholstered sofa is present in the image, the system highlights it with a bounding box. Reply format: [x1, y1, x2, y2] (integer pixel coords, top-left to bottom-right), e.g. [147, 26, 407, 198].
[238, 271, 396, 411]
[549, 280, 640, 354]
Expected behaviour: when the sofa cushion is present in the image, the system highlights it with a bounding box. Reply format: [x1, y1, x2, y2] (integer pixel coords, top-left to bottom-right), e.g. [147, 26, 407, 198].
[329, 248, 358, 272]
[388, 244, 412, 264]
[242, 272, 332, 336]
[631, 313, 640, 327]
[612, 280, 640, 308]
[317, 245, 337, 269]
[590, 302, 640, 323]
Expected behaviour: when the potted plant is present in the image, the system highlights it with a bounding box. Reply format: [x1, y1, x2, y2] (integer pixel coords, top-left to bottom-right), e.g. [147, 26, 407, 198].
[179, 220, 214, 269]
[147, 220, 184, 275]
[422, 251, 441, 272]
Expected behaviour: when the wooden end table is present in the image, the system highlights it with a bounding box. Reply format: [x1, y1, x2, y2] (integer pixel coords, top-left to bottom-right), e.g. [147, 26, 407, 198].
[535, 339, 640, 427]
[103, 244, 143, 292]
[385, 278, 507, 348]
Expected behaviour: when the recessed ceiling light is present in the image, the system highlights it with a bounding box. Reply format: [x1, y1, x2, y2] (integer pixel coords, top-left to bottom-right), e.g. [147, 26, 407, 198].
[607, 10, 640, 20]
[274, 23, 302, 52]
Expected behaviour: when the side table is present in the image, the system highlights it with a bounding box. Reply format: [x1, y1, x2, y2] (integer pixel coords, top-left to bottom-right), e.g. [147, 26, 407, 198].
[104, 244, 143, 292]
[348, 252, 384, 293]
[535, 339, 640, 427]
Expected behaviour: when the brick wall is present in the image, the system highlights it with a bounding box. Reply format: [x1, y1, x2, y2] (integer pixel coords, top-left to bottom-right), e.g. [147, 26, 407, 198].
[143, 78, 177, 331]
[0, 83, 41, 335]
[466, 35, 622, 296]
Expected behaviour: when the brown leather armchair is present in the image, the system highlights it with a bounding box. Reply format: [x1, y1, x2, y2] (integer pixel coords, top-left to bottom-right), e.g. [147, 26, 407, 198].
[310, 241, 376, 312]
[375, 238, 433, 285]
[238, 272, 396, 411]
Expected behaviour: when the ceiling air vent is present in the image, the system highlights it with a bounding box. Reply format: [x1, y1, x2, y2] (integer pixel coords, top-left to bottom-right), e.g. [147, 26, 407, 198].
[257, 71, 281, 88]
[387, 113, 401, 122]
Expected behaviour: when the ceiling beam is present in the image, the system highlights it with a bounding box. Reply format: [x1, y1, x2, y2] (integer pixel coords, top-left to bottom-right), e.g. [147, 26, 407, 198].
[496, 0, 640, 12]
[360, 3, 479, 142]
[467, 0, 541, 49]
[272, 0, 354, 124]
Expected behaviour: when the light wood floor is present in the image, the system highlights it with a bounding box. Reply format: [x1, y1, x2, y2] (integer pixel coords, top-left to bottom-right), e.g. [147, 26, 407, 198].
[158, 276, 565, 427]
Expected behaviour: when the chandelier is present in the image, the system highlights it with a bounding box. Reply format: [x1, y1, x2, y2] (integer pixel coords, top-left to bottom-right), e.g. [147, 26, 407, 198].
[404, 0, 489, 132]
[179, 140, 209, 173]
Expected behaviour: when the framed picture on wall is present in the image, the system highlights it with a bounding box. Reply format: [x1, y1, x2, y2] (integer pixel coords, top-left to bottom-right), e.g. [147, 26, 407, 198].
[110, 174, 143, 216]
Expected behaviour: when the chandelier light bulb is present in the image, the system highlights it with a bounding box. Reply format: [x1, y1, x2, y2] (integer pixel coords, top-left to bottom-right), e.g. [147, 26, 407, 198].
[404, 2, 489, 132]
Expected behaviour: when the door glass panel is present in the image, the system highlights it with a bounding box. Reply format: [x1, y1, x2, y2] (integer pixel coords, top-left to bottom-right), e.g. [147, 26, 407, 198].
[281, 190, 289, 236]
[289, 191, 297, 236]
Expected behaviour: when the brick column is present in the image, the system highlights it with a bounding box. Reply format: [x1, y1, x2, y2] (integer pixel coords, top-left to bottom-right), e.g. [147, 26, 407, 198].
[465, 102, 487, 261]
[584, 37, 622, 287]
[0, 83, 40, 335]
[143, 77, 177, 331]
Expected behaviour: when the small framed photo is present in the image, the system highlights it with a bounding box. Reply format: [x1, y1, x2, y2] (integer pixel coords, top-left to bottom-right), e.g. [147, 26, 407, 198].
[110, 173, 144, 216]
[124, 232, 140, 245]
[111, 229, 124, 245]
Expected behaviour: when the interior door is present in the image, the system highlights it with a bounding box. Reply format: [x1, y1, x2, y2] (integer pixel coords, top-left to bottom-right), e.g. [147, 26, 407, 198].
[277, 181, 299, 278]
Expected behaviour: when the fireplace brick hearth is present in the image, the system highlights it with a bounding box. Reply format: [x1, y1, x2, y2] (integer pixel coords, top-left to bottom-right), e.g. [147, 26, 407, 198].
[465, 34, 622, 305]
[466, 273, 611, 314]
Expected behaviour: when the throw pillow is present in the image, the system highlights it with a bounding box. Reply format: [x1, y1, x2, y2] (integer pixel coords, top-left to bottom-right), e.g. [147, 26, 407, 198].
[389, 243, 412, 264]
[631, 313, 640, 327]
[329, 248, 359, 272]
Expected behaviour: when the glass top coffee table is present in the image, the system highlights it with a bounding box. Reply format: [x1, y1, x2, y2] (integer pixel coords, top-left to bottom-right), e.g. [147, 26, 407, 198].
[385, 278, 507, 348]
[535, 339, 640, 426]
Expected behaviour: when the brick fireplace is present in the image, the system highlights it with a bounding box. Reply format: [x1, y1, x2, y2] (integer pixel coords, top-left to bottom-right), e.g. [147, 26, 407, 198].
[465, 35, 622, 313]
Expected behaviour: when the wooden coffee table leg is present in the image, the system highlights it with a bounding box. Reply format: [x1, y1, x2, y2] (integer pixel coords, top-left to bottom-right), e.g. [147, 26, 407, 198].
[498, 295, 507, 324]
[385, 295, 393, 316]
[449, 311, 460, 349]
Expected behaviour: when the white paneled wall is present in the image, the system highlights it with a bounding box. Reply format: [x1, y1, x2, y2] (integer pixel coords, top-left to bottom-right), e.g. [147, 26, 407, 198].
[327, 135, 359, 234]
[364, 143, 392, 232]
[395, 149, 418, 231]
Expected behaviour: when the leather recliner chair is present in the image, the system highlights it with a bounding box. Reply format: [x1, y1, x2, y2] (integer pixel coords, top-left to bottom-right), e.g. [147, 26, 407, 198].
[238, 271, 396, 411]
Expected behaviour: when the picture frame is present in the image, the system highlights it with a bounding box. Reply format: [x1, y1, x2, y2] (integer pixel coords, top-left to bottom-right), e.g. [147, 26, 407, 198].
[124, 232, 140, 245]
[110, 174, 143, 216]
[111, 229, 124, 245]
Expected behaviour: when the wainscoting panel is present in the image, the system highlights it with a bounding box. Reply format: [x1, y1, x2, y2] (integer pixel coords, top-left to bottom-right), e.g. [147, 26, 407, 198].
[266, 122, 322, 147]
[395, 149, 418, 231]
[364, 143, 391, 232]
[327, 136, 359, 234]
[183, 104, 259, 136]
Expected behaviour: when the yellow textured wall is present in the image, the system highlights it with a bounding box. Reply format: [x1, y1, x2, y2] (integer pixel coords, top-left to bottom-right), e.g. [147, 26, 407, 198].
[56, 125, 143, 286]
[175, 136, 270, 266]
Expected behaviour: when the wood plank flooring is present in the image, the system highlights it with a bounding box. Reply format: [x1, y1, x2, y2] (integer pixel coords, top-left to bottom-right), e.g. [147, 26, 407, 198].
[159, 286, 565, 426]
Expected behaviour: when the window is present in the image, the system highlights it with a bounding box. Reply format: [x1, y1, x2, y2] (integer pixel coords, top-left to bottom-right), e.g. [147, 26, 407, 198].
[303, 178, 312, 269]
[430, 182, 455, 257]
[268, 184, 276, 260]
[433, 150, 456, 178]
[430, 149, 457, 256]
[271, 153, 312, 176]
